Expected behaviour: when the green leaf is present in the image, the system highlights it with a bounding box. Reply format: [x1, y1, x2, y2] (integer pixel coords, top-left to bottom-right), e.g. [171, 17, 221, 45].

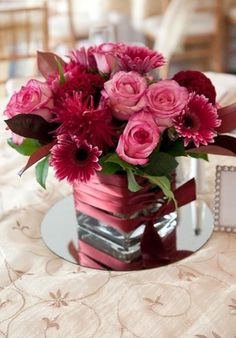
[7, 138, 41, 156]
[144, 151, 178, 176]
[100, 153, 123, 174]
[35, 156, 49, 189]
[101, 162, 122, 175]
[187, 152, 209, 161]
[144, 174, 176, 206]
[105, 153, 132, 170]
[126, 168, 142, 192]
[55, 56, 66, 84]
[166, 138, 187, 157]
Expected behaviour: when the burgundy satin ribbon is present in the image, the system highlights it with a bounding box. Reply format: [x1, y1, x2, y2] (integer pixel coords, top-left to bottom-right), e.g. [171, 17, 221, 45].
[70, 175, 196, 270]
[217, 102, 236, 134]
[73, 173, 176, 233]
[140, 178, 196, 266]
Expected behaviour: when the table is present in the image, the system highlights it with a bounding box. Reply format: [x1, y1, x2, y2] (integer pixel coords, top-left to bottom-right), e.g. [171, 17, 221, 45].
[0, 74, 236, 338]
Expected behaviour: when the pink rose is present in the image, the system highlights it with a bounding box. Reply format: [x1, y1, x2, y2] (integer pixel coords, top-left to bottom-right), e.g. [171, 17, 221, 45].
[91, 43, 120, 74]
[116, 111, 160, 165]
[70, 46, 97, 69]
[5, 79, 53, 119]
[103, 71, 147, 120]
[145, 80, 189, 127]
[4, 79, 53, 144]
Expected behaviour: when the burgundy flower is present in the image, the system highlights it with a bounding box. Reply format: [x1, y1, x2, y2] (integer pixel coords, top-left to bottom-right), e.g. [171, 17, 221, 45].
[54, 93, 115, 150]
[174, 94, 221, 147]
[49, 61, 105, 107]
[58, 72, 104, 106]
[116, 45, 165, 74]
[173, 70, 216, 104]
[51, 135, 102, 183]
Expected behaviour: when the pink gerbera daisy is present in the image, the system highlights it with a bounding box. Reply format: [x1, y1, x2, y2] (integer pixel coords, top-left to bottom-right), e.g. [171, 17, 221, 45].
[117, 45, 165, 74]
[51, 135, 102, 183]
[174, 94, 221, 147]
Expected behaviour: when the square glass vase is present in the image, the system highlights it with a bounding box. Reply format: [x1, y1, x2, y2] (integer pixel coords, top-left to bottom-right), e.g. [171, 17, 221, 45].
[73, 173, 177, 264]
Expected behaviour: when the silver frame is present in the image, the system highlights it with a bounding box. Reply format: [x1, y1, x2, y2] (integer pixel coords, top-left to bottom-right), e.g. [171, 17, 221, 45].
[214, 165, 236, 232]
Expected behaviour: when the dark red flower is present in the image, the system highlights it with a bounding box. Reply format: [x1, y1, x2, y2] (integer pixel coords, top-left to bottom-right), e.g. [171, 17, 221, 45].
[47, 59, 105, 107]
[173, 70, 216, 104]
[53, 62, 105, 106]
[51, 135, 102, 183]
[54, 93, 115, 150]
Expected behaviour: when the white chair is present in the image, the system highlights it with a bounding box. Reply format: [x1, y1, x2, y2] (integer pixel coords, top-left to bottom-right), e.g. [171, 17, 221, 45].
[133, 0, 224, 75]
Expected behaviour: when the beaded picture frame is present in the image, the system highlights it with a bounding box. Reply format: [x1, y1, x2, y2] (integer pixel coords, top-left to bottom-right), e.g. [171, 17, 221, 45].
[214, 165, 236, 232]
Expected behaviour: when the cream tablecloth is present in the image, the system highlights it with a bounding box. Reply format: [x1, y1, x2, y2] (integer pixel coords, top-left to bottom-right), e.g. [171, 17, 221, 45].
[0, 74, 236, 338]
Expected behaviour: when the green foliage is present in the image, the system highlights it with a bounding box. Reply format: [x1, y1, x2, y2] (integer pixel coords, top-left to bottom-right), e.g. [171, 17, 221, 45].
[99, 155, 122, 175]
[143, 150, 178, 176]
[144, 174, 175, 202]
[101, 153, 143, 192]
[166, 138, 187, 157]
[101, 152, 178, 201]
[126, 168, 142, 192]
[104, 153, 131, 170]
[7, 138, 41, 156]
[187, 152, 209, 161]
[35, 156, 49, 189]
[55, 57, 66, 84]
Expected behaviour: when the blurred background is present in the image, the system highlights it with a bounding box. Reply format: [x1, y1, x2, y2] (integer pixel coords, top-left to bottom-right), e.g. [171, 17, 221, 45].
[1, 0, 236, 97]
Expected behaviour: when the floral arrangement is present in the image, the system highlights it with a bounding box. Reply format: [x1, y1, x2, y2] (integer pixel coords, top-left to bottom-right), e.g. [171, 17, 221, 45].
[4, 43, 236, 201]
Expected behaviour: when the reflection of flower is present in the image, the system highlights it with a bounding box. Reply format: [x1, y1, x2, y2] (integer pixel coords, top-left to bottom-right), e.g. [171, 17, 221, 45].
[174, 94, 221, 147]
[49, 290, 69, 307]
[51, 136, 102, 183]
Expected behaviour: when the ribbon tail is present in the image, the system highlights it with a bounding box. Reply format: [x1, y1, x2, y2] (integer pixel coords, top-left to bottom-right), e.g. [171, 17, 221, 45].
[217, 103, 236, 133]
[189, 135, 236, 157]
[141, 221, 171, 266]
[141, 178, 196, 267]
